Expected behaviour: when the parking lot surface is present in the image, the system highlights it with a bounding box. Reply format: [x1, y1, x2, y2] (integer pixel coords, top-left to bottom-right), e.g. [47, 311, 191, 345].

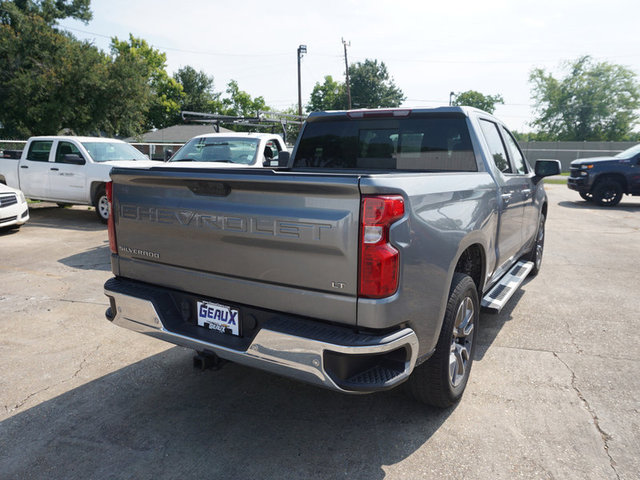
[1, 186, 639, 479]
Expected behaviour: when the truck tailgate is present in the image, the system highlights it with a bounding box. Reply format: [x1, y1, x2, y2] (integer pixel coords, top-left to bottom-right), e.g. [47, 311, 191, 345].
[110, 167, 361, 324]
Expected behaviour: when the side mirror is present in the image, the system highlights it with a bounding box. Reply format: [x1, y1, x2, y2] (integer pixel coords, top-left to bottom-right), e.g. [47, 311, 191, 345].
[164, 149, 173, 161]
[62, 153, 86, 165]
[534, 159, 561, 182]
[277, 151, 290, 167]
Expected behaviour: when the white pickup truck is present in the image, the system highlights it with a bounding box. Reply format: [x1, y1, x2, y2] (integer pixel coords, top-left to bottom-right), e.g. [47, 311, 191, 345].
[0, 136, 156, 222]
[165, 132, 288, 167]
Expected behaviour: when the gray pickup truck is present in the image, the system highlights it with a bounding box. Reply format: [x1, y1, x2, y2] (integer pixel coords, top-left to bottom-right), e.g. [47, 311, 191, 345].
[103, 107, 560, 407]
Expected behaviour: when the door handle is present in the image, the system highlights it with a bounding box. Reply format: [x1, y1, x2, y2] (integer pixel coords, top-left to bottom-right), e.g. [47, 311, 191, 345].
[522, 189, 532, 195]
[50, 167, 59, 171]
[501, 193, 512, 199]
[20, 165, 28, 169]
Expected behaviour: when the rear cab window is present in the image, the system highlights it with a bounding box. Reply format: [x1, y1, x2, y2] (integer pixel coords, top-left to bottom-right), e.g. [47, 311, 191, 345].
[26, 141, 53, 162]
[293, 114, 477, 172]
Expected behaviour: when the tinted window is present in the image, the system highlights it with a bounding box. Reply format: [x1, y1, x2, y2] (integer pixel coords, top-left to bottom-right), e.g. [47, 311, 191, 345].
[264, 140, 280, 162]
[26, 141, 53, 162]
[479, 120, 510, 173]
[293, 116, 477, 171]
[501, 127, 527, 174]
[55, 141, 82, 163]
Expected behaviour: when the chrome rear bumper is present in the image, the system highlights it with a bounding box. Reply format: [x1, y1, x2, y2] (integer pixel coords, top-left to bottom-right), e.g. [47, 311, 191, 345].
[104, 278, 419, 393]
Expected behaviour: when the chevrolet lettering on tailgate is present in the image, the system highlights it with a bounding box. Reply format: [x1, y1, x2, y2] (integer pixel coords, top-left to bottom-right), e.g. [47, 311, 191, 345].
[120, 204, 332, 240]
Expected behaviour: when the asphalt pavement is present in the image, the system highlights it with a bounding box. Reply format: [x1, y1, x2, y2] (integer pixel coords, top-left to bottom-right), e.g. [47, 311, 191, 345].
[0, 186, 638, 479]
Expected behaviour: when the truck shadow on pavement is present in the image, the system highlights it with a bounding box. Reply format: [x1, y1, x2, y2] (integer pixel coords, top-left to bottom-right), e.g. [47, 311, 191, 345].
[0, 347, 454, 480]
[557, 200, 640, 211]
[475, 289, 525, 361]
[58, 243, 111, 271]
[26, 204, 106, 231]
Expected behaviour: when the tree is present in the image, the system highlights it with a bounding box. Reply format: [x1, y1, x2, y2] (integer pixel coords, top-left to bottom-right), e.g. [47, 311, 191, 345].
[98, 46, 152, 137]
[0, 6, 109, 137]
[0, 4, 165, 138]
[530, 56, 640, 141]
[174, 66, 221, 113]
[110, 35, 184, 130]
[348, 59, 404, 109]
[307, 75, 346, 112]
[452, 90, 503, 113]
[221, 80, 268, 117]
[1, 0, 92, 25]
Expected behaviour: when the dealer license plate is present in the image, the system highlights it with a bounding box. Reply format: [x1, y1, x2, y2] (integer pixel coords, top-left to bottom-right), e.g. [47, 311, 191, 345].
[196, 301, 240, 336]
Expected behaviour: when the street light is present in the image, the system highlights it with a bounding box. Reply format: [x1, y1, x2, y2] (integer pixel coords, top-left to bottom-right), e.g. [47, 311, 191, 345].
[297, 45, 307, 117]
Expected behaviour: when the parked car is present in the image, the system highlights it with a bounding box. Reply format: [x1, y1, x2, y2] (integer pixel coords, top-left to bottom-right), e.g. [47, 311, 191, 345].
[0, 183, 29, 229]
[103, 107, 560, 408]
[0, 136, 157, 222]
[567, 144, 640, 206]
[166, 132, 287, 168]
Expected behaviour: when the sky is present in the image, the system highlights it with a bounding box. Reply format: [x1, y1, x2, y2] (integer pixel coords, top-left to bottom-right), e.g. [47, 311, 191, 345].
[59, 0, 640, 132]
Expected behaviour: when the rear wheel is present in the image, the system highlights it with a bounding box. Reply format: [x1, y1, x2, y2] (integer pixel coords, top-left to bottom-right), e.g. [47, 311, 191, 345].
[93, 185, 109, 223]
[406, 273, 478, 408]
[593, 180, 623, 207]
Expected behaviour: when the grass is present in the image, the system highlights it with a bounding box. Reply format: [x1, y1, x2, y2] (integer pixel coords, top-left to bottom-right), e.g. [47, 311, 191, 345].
[544, 172, 569, 184]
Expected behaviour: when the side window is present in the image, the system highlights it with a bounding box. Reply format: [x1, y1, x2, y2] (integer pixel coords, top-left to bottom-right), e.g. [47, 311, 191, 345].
[501, 127, 527, 174]
[264, 140, 280, 163]
[26, 141, 53, 162]
[479, 120, 511, 174]
[55, 141, 82, 163]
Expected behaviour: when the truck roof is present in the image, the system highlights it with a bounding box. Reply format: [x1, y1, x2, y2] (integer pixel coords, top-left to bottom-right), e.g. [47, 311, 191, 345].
[27, 136, 127, 143]
[307, 106, 488, 120]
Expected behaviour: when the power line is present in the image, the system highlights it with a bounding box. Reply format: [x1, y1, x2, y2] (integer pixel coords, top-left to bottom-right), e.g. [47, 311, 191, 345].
[406, 98, 534, 107]
[349, 54, 640, 66]
[57, 24, 292, 58]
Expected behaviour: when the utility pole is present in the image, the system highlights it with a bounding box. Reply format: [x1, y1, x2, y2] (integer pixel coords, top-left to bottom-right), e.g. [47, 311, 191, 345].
[342, 38, 352, 110]
[297, 44, 307, 117]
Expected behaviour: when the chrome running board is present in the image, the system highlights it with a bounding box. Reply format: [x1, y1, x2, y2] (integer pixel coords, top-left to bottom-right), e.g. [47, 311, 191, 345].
[481, 260, 533, 313]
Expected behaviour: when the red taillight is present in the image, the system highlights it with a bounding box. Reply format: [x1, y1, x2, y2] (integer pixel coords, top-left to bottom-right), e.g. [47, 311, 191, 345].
[106, 181, 117, 254]
[359, 195, 405, 298]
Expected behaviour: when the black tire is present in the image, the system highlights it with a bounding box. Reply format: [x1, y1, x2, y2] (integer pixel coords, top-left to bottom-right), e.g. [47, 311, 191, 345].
[526, 213, 545, 276]
[406, 273, 479, 408]
[579, 192, 593, 202]
[93, 184, 109, 223]
[593, 179, 623, 207]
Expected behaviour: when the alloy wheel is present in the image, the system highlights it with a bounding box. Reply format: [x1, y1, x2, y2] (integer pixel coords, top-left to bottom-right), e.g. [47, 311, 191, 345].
[449, 296, 475, 388]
